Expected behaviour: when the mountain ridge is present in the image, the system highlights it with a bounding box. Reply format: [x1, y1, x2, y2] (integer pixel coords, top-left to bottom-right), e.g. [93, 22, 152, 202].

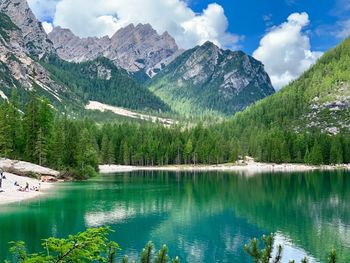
[48, 24, 182, 79]
[148, 41, 275, 116]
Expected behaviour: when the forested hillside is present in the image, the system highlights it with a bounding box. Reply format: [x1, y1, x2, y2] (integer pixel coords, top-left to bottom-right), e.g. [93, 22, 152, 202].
[0, 91, 237, 178]
[148, 41, 275, 117]
[42, 56, 171, 112]
[218, 36, 350, 164]
[0, 5, 170, 116]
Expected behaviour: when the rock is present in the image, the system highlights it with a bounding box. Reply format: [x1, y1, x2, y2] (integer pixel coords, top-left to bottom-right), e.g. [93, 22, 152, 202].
[0, 4, 69, 105]
[48, 24, 182, 77]
[0, 0, 55, 59]
[0, 159, 59, 178]
[148, 41, 275, 115]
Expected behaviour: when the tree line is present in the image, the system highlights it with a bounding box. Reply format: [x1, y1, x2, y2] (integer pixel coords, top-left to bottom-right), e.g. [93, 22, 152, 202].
[0, 90, 99, 178]
[1, 88, 349, 180]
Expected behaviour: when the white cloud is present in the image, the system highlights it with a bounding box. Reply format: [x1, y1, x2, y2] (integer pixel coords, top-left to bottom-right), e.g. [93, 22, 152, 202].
[42, 21, 53, 34]
[27, 0, 59, 21]
[253, 12, 323, 90]
[34, 0, 239, 49]
[335, 19, 350, 38]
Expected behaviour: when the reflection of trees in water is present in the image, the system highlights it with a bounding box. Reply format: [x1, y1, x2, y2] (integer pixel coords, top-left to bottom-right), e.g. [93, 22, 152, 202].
[0, 170, 350, 262]
[159, 170, 350, 262]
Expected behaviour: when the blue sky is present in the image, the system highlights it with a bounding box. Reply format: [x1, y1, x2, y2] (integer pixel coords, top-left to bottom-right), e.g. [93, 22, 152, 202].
[28, 0, 349, 89]
[189, 0, 348, 54]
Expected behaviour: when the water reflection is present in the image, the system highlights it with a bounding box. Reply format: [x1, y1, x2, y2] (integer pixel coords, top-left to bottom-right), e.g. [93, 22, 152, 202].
[0, 171, 349, 262]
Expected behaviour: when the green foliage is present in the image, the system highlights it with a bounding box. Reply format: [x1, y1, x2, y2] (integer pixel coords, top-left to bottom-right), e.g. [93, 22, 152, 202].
[328, 249, 337, 263]
[216, 36, 350, 165]
[244, 234, 282, 263]
[0, 91, 100, 180]
[6, 228, 180, 263]
[7, 227, 119, 263]
[141, 242, 153, 263]
[41, 56, 170, 113]
[245, 234, 336, 263]
[148, 42, 274, 116]
[154, 245, 169, 263]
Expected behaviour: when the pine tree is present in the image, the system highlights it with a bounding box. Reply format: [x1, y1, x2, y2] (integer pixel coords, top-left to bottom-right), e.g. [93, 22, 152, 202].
[184, 138, 193, 164]
[101, 135, 110, 164]
[8, 89, 23, 159]
[107, 139, 115, 164]
[155, 245, 169, 263]
[50, 120, 65, 169]
[330, 136, 343, 164]
[141, 242, 153, 263]
[35, 127, 47, 166]
[0, 102, 13, 158]
[23, 90, 40, 163]
[309, 143, 323, 165]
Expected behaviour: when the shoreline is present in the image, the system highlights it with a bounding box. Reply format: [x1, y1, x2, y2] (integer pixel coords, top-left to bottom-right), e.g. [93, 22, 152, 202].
[1, 160, 348, 205]
[0, 159, 59, 206]
[99, 162, 350, 174]
[0, 172, 53, 206]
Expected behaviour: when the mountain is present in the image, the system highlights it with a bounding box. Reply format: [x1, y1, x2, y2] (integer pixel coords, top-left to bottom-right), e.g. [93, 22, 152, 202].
[222, 36, 350, 164]
[48, 24, 182, 80]
[231, 36, 350, 135]
[147, 41, 275, 116]
[0, 0, 168, 114]
[0, 7, 74, 107]
[0, 0, 274, 119]
[41, 56, 170, 112]
[0, 0, 55, 58]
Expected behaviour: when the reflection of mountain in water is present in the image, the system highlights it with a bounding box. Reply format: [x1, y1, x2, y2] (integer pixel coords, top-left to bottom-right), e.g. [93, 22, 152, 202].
[0, 171, 349, 262]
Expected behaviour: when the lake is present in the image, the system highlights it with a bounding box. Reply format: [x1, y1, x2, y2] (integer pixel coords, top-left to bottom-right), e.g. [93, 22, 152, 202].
[0, 171, 350, 262]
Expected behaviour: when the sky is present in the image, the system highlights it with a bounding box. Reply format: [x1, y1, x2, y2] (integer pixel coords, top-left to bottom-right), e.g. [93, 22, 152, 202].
[28, 0, 350, 89]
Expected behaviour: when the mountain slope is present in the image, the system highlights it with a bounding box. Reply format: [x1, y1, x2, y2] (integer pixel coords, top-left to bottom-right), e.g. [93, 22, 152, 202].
[0, 10, 77, 108]
[231, 36, 350, 134]
[221, 36, 350, 164]
[0, 0, 55, 58]
[48, 24, 182, 79]
[41, 56, 170, 112]
[147, 41, 275, 116]
[0, 0, 169, 115]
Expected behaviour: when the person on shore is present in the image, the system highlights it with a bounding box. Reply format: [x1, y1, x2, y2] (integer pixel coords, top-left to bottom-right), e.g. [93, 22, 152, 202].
[25, 182, 29, 192]
[0, 168, 3, 185]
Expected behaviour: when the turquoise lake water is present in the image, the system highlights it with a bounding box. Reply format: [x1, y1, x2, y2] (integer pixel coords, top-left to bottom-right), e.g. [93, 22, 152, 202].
[0, 171, 349, 262]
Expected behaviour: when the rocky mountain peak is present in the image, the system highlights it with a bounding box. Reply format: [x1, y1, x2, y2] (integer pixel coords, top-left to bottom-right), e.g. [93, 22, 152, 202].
[48, 23, 181, 78]
[0, 0, 55, 58]
[148, 41, 275, 116]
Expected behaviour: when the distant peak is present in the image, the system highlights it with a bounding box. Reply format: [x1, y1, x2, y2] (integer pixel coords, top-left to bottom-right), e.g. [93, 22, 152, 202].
[201, 41, 219, 49]
[135, 23, 152, 29]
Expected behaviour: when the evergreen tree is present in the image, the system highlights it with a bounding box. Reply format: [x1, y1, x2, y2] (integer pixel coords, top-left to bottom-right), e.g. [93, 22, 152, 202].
[309, 143, 323, 165]
[49, 120, 65, 169]
[35, 127, 47, 166]
[0, 101, 13, 158]
[23, 89, 40, 163]
[184, 138, 193, 164]
[329, 136, 343, 164]
[8, 89, 23, 159]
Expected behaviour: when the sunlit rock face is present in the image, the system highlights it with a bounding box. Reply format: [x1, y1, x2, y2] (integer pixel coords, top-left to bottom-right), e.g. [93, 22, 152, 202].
[148, 41, 275, 116]
[0, 7, 65, 100]
[0, 0, 55, 59]
[48, 24, 183, 78]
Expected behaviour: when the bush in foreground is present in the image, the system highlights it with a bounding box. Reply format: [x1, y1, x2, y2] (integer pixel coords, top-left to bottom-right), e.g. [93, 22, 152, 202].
[5, 227, 179, 263]
[245, 234, 337, 263]
[5, 228, 336, 263]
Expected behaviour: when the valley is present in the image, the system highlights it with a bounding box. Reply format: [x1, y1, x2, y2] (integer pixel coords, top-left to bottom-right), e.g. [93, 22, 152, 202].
[0, 0, 349, 262]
